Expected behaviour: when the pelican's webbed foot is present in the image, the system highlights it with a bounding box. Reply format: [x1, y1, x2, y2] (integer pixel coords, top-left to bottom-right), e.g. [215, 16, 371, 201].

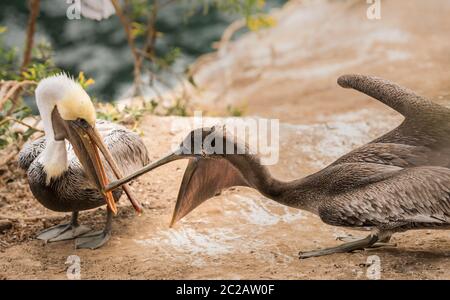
[37, 212, 91, 242]
[299, 234, 379, 259]
[75, 209, 113, 250]
[75, 230, 111, 249]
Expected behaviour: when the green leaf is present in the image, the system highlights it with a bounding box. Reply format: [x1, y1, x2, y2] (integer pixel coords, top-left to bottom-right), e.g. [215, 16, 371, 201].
[0, 138, 8, 149]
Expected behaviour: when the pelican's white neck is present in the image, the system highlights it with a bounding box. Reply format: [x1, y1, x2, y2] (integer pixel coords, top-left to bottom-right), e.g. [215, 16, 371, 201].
[38, 140, 68, 185]
[37, 96, 68, 184]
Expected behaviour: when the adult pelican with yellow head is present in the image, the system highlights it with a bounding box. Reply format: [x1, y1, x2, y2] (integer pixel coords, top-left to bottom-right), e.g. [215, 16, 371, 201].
[18, 73, 149, 249]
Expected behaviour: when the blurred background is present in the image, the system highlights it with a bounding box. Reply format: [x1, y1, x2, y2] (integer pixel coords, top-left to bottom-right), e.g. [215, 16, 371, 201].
[0, 0, 286, 160]
[0, 0, 285, 101]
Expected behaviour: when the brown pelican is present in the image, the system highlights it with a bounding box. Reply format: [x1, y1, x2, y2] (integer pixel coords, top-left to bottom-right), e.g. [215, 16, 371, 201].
[106, 74, 450, 258]
[18, 74, 149, 249]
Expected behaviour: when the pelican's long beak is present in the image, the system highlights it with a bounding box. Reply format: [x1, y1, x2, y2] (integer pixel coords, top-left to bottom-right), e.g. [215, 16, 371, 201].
[51, 108, 117, 214]
[104, 150, 186, 192]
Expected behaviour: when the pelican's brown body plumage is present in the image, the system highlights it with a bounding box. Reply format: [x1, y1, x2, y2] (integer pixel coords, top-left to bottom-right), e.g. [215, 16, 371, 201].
[17, 73, 152, 250]
[108, 74, 450, 258]
[19, 120, 149, 212]
[19, 120, 149, 249]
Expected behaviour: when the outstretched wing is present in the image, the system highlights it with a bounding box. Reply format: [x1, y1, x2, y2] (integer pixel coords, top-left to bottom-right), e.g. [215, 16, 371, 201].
[171, 157, 249, 225]
[319, 163, 450, 229]
[335, 75, 450, 167]
[337, 74, 443, 119]
[338, 75, 450, 145]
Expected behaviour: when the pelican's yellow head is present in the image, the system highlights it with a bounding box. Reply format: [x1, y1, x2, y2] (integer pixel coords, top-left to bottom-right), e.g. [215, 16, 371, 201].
[36, 73, 96, 127]
[57, 83, 96, 126]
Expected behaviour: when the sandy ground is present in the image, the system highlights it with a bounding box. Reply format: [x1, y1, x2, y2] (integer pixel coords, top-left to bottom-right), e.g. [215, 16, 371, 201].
[1, 0, 450, 279]
[1, 113, 449, 279]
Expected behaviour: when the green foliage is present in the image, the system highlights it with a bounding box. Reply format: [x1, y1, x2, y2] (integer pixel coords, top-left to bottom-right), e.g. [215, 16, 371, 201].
[0, 27, 19, 80]
[124, 0, 274, 98]
[128, 0, 152, 19]
[0, 26, 57, 152]
[226, 103, 247, 117]
[165, 98, 188, 116]
[95, 0, 269, 123]
[131, 21, 146, 39]
[144, 99, 159, 114]
[95, 102, 123, 123]
[0, 101, 37, 151]
[203, 0, 266, 17]
[77, 72, 95, 89]
[200, 0, 276, 30]
[155, 47, 181, 70]
[123, 100, 159, 121]
[21, 41, 60, 82]
[0, 28, 58, 82]
[246, 14, 277, 31]
[95, 97, 187, 138]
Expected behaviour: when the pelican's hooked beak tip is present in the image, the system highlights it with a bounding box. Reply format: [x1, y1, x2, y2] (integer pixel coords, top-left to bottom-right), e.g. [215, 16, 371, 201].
[107, 203, 118, 216]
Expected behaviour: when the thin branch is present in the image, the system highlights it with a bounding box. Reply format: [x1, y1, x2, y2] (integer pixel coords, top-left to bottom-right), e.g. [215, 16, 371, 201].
[21, 0, 40, 71]
[136, 47, 193, 109]
[1, 0, 40, 118]
[143, 1, 158, 56]
[0, 81, 14, 103]
[2, 117, 44, 133]
[0, 128, 43, 167]
[110, 0, 143, 96]
[0, 80, 36, 111]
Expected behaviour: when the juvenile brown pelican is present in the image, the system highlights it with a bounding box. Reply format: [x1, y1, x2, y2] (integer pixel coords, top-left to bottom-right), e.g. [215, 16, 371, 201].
[107, 75, 450, 258]
[19, 74, 149, 249]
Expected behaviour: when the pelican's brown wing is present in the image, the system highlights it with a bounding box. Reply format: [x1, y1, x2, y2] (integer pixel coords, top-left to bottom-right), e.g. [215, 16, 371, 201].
[318, 163, 450, 229]
[331, 142, 450, 169]
[338, 74, 443, 119]
[338, 74, 450, 148]
[171, 157, 249, 226]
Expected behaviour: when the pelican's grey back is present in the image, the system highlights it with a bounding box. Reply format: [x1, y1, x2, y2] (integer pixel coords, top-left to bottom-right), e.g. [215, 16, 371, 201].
[97, 120, 150, 178]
